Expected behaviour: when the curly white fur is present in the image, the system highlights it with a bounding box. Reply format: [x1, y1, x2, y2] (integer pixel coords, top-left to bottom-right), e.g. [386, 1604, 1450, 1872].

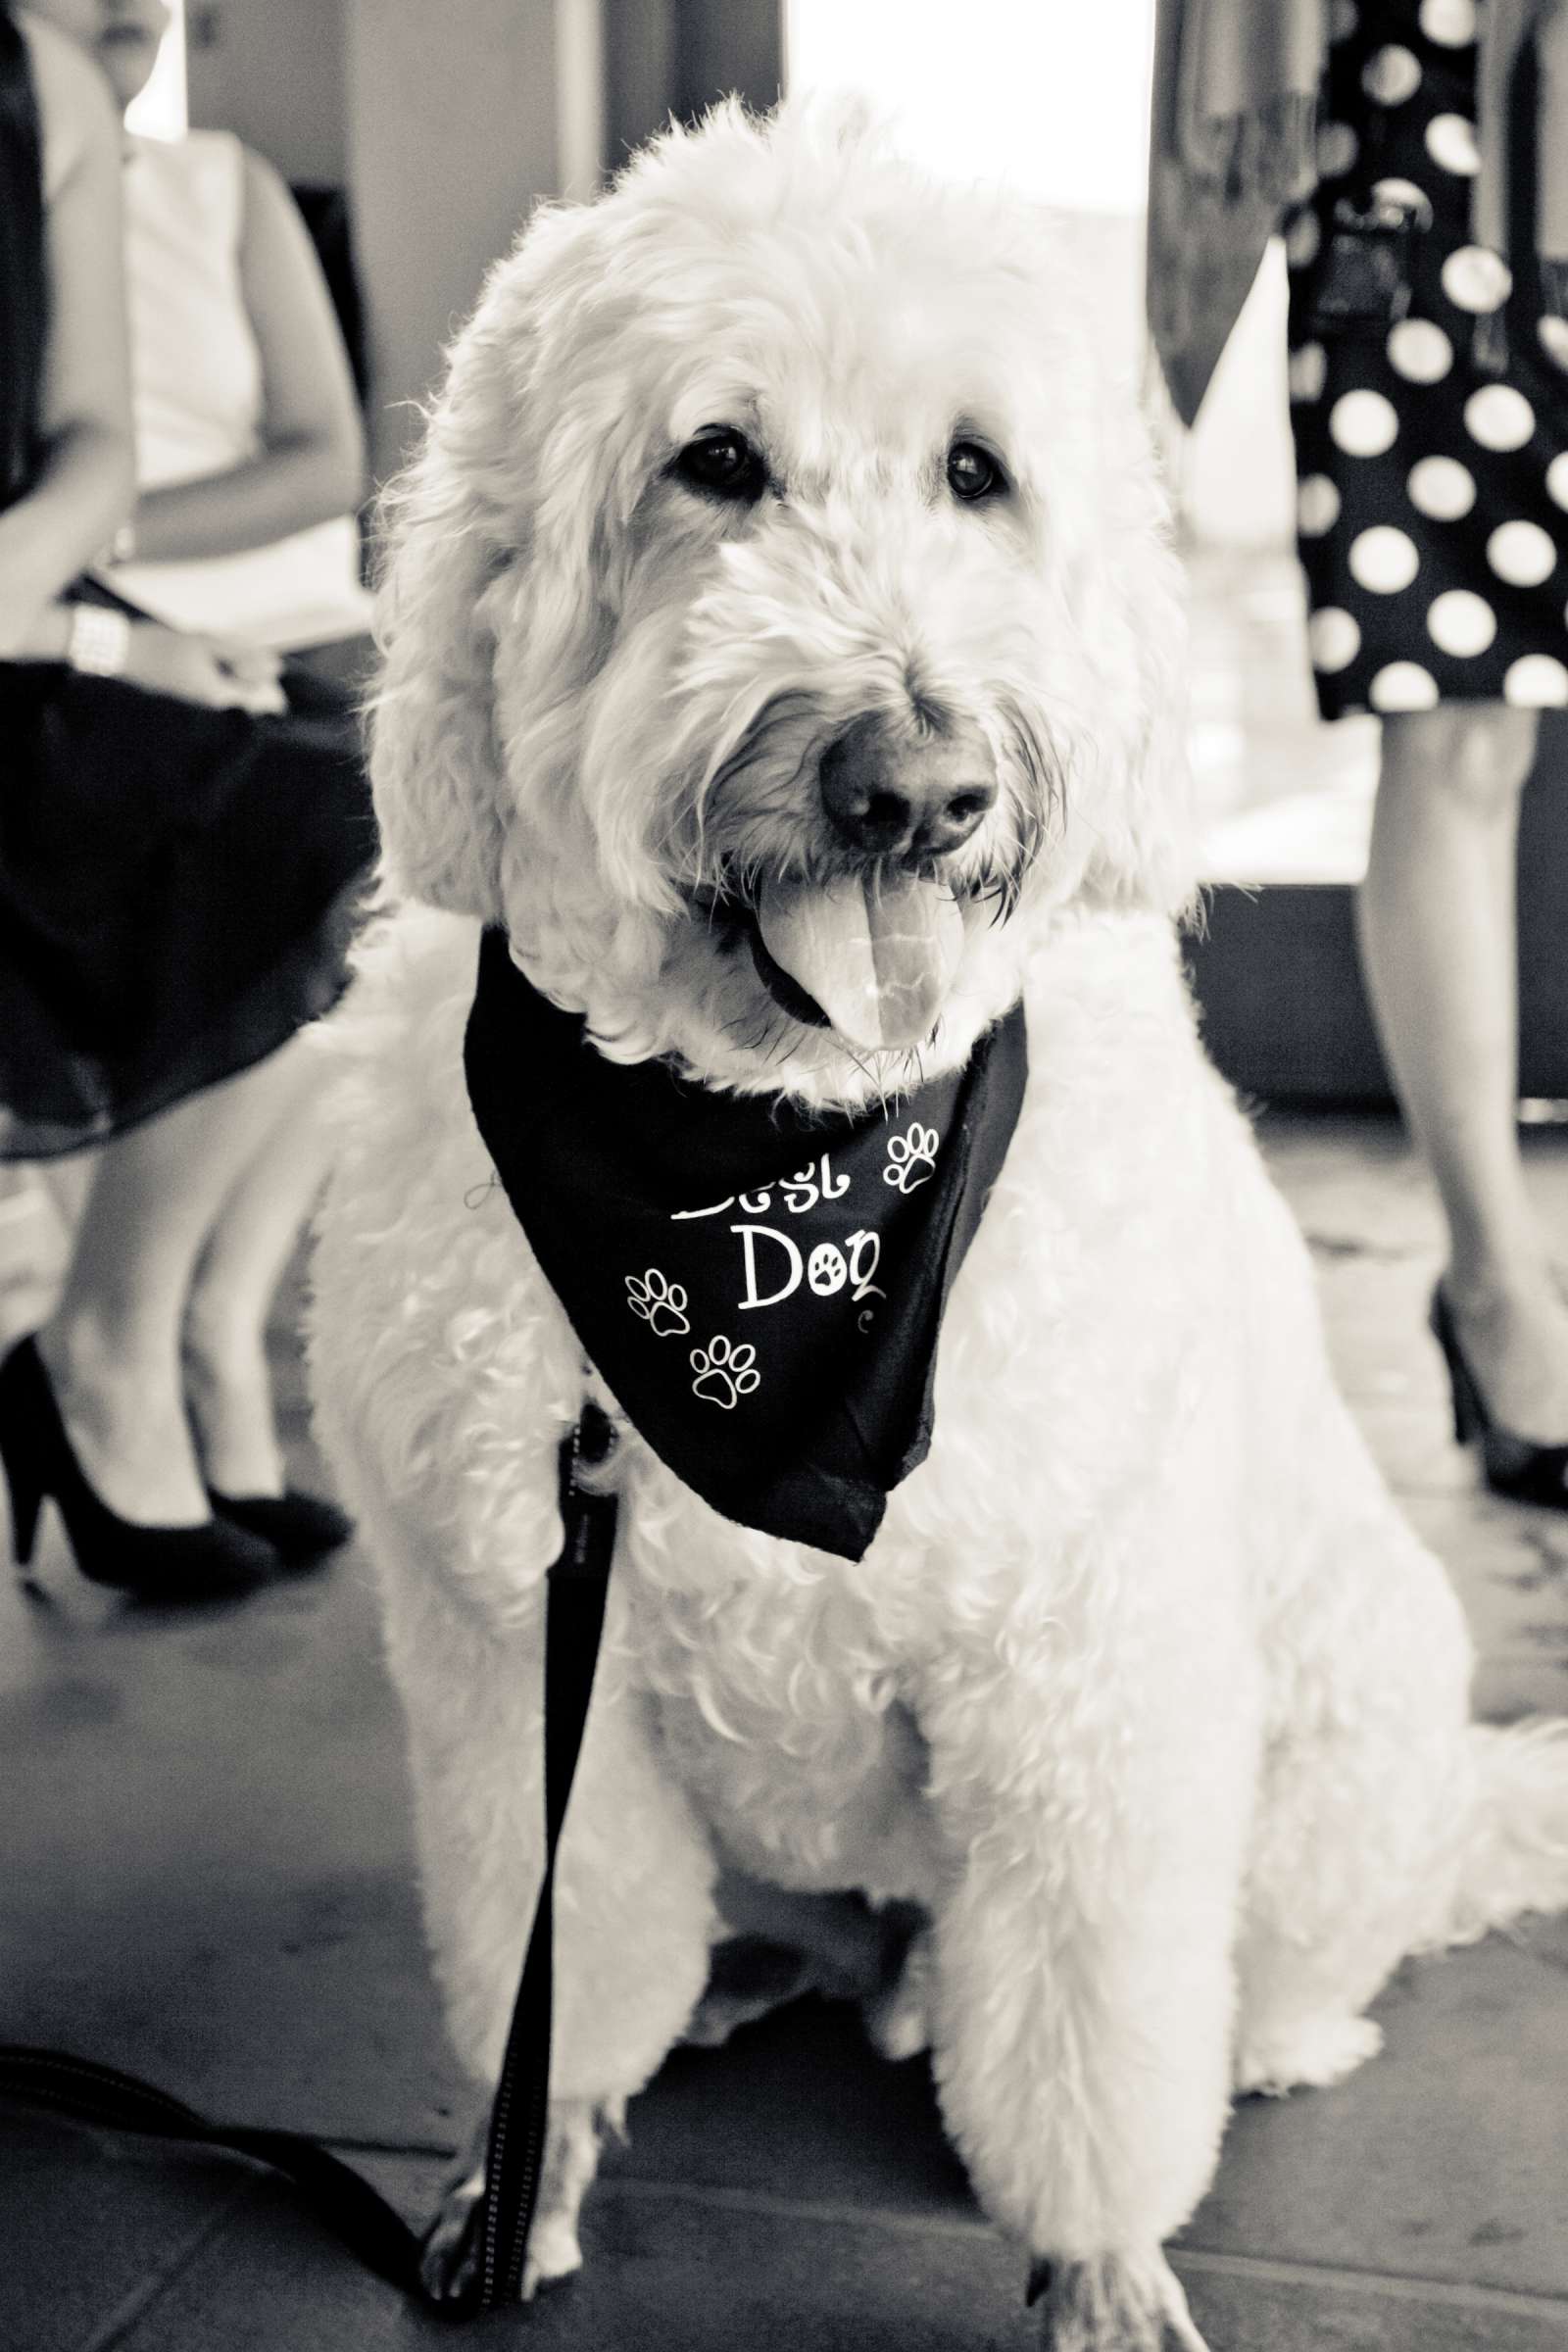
[309, 101, 1568, 2352]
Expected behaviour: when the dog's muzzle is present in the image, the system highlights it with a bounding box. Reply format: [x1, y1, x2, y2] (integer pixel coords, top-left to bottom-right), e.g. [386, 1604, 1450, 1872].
[817, 711, 997, 862]
[746, 710, 998, 1052]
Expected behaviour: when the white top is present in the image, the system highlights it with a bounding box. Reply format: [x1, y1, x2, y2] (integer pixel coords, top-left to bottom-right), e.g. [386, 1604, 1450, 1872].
[102, 131, 372, 652]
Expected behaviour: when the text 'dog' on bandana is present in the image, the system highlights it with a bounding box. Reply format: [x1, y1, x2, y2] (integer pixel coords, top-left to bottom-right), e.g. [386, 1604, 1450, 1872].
[464, 927, 1029, 1561]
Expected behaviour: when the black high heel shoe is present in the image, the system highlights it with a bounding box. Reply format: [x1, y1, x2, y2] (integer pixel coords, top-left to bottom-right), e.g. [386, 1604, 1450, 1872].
[0, 1337, 278, 1599]
[1429, 1286, 1568, 1512]
[207, 1485, 353, 1566]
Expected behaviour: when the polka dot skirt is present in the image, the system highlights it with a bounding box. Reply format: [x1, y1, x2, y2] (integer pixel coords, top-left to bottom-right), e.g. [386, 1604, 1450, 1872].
[1287, 0, 1568, 719]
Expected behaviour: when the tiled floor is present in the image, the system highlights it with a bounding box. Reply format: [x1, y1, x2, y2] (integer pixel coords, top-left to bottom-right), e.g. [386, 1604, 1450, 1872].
[2, 1111, 1566, 2351]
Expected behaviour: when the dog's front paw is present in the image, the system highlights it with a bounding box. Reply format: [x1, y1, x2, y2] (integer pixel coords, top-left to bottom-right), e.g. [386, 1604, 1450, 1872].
[418, 2152, 486, 2306]
[1030, 2250, 1208, 2352]
[520, 2212, 585, 2300]
[418, 2099, 601, 2307]
[417, 2172, 583, 2308]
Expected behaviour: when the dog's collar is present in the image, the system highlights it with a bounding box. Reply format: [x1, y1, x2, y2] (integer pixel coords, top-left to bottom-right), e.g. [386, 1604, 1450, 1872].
[464, 926, 1028, 1560]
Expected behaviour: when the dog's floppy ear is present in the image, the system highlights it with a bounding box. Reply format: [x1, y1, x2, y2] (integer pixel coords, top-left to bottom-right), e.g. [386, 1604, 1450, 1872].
[368, 275, 523, 917]
[369, 199, 633, 917]
[371, 204, 609, 919]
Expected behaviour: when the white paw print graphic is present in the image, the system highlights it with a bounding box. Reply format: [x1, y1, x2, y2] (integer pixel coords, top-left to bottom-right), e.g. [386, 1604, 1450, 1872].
[689, 1335, 760, 1409]
[884, 1121, 940, 1194]
[625, 1266, 690, 1337]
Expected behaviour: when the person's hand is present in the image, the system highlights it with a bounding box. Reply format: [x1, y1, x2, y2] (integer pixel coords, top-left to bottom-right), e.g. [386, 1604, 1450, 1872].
[122, 621, 287, 713]
[208, 635, 289, 712]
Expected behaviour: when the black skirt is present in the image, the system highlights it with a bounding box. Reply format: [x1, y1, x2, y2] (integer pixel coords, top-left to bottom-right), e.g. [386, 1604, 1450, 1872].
[0, 657, 376, 1157]
[1286, 0, 1568, 721]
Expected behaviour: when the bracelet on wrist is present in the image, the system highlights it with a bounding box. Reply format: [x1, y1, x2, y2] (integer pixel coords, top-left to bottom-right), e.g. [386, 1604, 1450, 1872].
[68, 604, 131, 678]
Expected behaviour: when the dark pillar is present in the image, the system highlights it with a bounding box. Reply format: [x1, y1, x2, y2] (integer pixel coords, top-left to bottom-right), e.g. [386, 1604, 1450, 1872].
[603, 0, 784, 164]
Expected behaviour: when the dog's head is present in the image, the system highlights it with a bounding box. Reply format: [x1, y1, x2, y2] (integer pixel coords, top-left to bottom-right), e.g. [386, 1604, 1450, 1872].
[371, 98, 1190, 1093]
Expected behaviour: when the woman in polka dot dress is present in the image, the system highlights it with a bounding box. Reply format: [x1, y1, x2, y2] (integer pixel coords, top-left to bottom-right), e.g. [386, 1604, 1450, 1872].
[1289, 3, 1568, 716]
[1284, 0, 1568, 1508]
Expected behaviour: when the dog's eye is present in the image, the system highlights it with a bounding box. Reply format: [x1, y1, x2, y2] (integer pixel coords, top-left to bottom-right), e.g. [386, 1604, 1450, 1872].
[947, 441, 1006, 504]
[672, 430, 766, 504]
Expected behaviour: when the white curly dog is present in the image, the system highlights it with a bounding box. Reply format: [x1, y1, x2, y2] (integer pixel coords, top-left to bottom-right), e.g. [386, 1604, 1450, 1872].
[309, 101, 1568, 2351]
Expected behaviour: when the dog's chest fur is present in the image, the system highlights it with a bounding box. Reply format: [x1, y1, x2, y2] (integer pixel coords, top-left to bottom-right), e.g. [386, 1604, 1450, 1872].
[618, 1511, 948, 1894]
[323, 906, 1259, 1894]
[563, 908, 1245, 1894]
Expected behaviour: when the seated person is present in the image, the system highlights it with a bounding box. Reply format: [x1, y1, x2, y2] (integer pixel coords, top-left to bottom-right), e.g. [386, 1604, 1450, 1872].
[35, 0, 375, 655]
[1, 3, 374, 1600]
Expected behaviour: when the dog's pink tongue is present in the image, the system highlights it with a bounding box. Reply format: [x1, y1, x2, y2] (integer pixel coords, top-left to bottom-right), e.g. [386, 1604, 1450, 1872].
[756, 873, 963, 1050]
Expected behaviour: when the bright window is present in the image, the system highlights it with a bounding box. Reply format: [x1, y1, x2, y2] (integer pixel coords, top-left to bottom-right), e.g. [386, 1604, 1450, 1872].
[785, 0, 1154, 214]
[125, 0, 186, 140]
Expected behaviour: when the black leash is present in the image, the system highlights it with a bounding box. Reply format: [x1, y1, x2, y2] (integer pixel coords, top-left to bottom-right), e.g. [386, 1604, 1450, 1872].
[467, 1400, 618, 2311]
[0, 1403, 619, 2320]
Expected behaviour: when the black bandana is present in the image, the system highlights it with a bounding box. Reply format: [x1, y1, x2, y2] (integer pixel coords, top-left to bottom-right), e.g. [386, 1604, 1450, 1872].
[464, 927, 1028, 1561]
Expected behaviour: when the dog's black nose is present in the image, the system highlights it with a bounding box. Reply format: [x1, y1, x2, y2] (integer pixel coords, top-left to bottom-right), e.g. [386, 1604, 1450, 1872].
[819, 712, 997, 858]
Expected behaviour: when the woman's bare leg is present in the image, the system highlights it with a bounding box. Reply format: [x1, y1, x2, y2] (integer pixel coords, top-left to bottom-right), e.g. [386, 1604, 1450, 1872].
[35, 1037, 320, 1524]
[181, 1064, 332, 1497]
[1357, 701, 1568, 1439]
